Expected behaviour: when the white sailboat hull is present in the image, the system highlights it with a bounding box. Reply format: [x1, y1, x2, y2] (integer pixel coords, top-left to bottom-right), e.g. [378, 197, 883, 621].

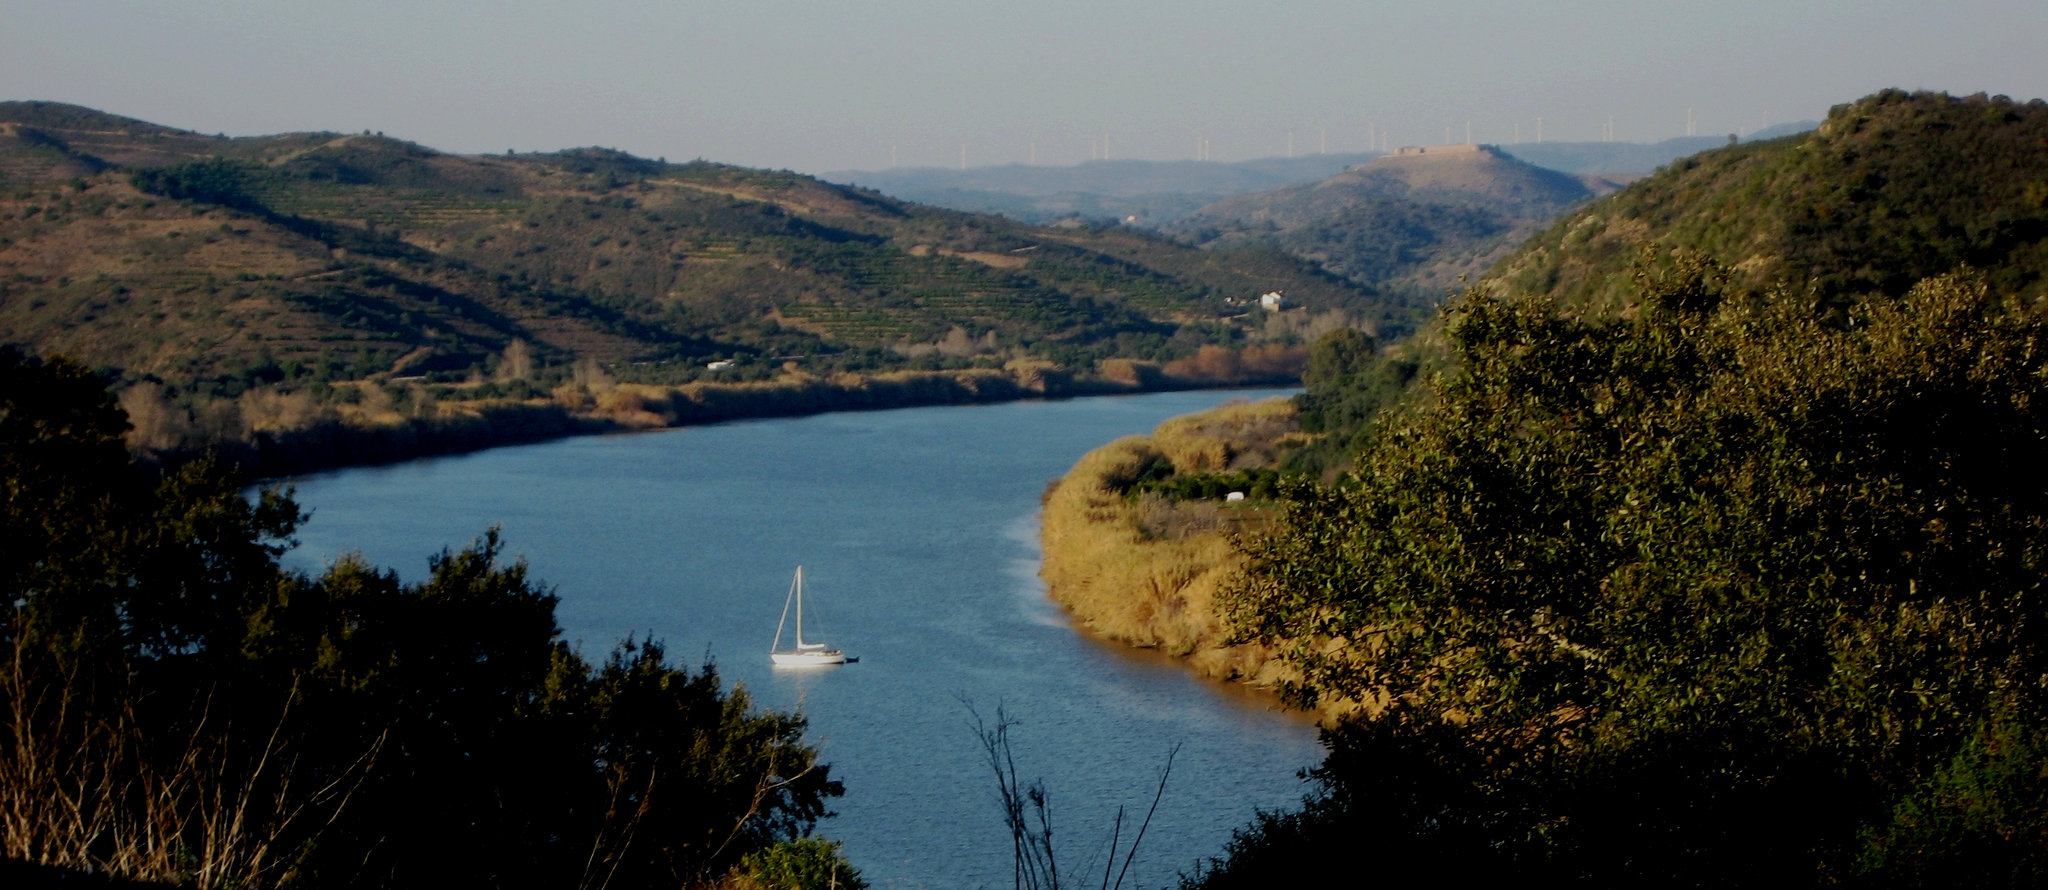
[770, 565, 852, 666]
[771, 649, 847, 667]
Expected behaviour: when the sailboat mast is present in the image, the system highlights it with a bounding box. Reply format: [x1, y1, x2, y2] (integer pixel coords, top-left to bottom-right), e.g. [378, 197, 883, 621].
[770, 564, 846, 665]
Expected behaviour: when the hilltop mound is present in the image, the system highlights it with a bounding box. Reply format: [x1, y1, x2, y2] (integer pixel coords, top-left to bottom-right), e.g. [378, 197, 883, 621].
[1183, 145, 1593, 227]
[1169, 145, 1599, 299]
[1489, 90, 2048, 313]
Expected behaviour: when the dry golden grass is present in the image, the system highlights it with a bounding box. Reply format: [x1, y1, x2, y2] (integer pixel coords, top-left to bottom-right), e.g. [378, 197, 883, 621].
[1093, 357, 1156, 387]
[0, 650, 378, 889]
[1038, 398, 1303, 692]
[942, 249, 1030, 269]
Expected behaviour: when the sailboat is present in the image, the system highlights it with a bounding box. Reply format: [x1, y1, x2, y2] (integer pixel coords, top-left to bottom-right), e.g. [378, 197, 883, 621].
[770, 566, 848, 666]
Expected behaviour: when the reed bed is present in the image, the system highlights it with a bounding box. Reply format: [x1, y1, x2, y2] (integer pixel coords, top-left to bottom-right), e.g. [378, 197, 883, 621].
[1038, 398, 1303, 691]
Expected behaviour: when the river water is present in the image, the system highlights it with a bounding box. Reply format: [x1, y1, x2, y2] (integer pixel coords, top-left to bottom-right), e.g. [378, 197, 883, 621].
[277, 390, 1324, 889]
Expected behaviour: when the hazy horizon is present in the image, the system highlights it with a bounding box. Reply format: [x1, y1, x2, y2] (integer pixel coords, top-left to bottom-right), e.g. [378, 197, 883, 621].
[6, 1, 2044, 175]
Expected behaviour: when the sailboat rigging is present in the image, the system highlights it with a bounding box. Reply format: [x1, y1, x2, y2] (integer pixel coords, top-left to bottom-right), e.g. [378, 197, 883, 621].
[770, 566, 849, 666]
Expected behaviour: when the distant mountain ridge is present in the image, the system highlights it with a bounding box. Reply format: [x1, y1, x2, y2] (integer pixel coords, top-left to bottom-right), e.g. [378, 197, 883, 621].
[1168, 145, 1601, 300]
[822, 126, 1817, 227]
[826, 154, 1382, 227]
[829, 154, 1381, 199]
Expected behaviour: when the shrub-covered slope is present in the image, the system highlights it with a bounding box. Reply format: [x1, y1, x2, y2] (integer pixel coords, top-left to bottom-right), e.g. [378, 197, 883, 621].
[1183, 90, 2048, 886]
[1490, 90, 2048, 314]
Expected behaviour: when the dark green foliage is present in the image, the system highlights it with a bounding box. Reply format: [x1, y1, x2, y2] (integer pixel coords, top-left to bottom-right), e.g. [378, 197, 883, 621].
[1495, 91, 2048, 314]
[737, 838, 867, 890]
[130, 159, 264, 213]
[0, 352, 841, 888]
[1103, 450, 1176, 493]
[1127, 467, 1282, 502]
[1207, 256, 2048, 883]
[0, 348, 136, 631]
[1184, 719, 1516, 888]
[563, 639, 841, 888]
[1283, 327, 1419, 475]
[1266, 196, 1511, 286]
[1298, 327, 1376, 395]
[1856, 719, 2048, 886]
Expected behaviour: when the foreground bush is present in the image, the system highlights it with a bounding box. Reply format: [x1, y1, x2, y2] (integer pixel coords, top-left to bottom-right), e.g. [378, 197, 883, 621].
[0, 347, 840, 889]
[1207, 257, 2048, 884]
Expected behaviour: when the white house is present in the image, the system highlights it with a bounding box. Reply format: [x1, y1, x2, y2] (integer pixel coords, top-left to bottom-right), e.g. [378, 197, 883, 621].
[1258, 291, 1286, 310]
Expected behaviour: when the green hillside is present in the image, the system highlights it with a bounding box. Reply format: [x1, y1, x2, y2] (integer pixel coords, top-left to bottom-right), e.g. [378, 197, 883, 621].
[1490, 90, 2048, 313]
[1172, 91, 2048, 885]
[0, 102, 1385, 407]
[1277, 91, 2048, 476]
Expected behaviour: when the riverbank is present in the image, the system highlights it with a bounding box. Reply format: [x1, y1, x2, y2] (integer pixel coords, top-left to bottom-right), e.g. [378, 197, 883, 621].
[136, 357, 1304, 479]
[1037, 396, 1352, 720]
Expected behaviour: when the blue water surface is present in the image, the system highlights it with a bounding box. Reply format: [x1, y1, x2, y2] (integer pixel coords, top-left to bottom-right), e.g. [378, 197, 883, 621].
[278, 390, 1323, 890]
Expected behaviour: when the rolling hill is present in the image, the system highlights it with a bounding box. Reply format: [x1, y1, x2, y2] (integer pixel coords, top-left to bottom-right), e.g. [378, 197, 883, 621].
[0, 101, 1391, 403]
[1488, 91, 2048, 313]
[1166, 144, 1603, 301]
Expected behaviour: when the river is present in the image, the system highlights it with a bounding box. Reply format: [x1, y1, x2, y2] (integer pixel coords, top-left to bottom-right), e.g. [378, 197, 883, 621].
[277, 389, 1324, 889]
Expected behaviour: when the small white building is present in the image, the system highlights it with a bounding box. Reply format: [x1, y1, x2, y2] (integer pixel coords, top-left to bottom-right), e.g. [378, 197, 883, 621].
[1258, 291, 1286, 310]
[707, 360, 736, 371]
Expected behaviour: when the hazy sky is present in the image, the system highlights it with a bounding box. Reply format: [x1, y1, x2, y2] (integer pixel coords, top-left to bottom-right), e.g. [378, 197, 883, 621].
[7, 1, 2045, 174]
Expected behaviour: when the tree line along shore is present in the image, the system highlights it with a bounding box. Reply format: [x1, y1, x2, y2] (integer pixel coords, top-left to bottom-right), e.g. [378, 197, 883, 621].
[125, 346, 1305, 478]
